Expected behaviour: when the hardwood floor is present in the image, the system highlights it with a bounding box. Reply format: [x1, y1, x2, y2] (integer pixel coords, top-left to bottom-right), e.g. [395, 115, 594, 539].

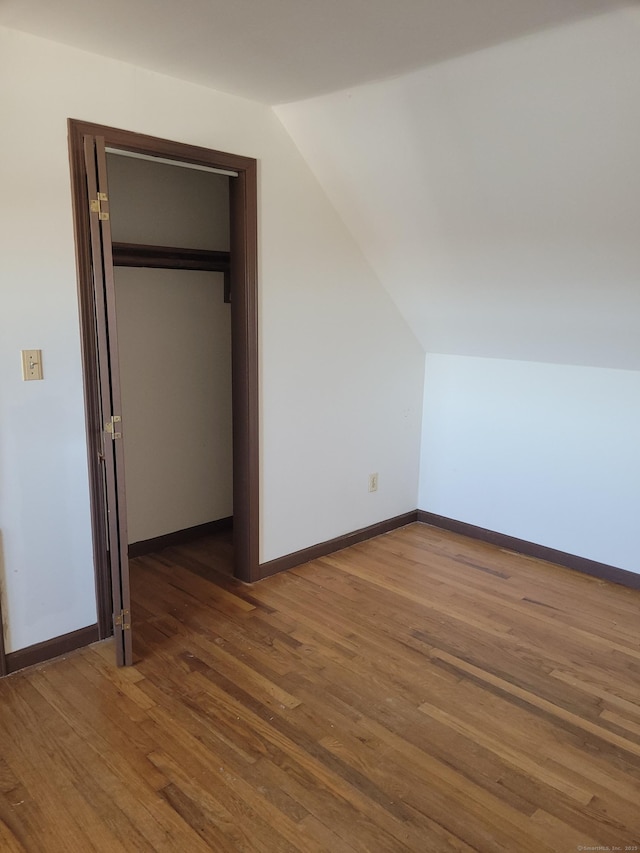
[0, 523, 639, 851]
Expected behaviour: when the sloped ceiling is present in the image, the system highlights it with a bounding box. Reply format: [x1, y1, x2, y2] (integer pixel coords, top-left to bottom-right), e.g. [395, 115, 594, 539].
[277, 7, 640, 369]
[0, 0, 629, 104]
[2, 1, 638, 368]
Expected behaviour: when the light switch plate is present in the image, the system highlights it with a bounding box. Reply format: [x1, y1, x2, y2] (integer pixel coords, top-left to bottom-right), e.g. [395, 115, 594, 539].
[21, 349, 43, 381]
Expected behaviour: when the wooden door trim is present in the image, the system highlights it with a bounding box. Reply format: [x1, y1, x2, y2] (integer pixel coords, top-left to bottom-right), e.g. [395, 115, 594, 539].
[0, 597, 7, 677]
[69, 124, 112, 637]
[68, 119, 260, 642]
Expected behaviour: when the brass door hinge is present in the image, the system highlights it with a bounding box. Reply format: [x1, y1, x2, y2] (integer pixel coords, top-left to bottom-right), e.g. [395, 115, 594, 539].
[90, 192, 109, 220]
[105, 415, 121, 439]
[114, 609, 130, 630]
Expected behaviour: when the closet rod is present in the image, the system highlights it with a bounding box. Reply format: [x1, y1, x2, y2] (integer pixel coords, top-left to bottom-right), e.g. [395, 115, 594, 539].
[105, 147, 238, 177]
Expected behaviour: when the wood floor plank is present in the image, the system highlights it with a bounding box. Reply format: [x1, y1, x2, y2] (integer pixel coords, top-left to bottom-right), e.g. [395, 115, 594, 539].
[426, 648, 640, 760]
[1, 523, 639, 851]
[0, 817, 28, 853]
[0, 679, 116, 851]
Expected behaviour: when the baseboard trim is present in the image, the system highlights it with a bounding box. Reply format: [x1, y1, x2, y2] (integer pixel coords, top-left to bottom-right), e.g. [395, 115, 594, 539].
[5, 511, 634, 674]
[5, 624, 100, 676]
[128, 517, 233, 558]
[417, 510, 640, 591]
[258, 511, 419, 579]
[0, 595, 7, 677]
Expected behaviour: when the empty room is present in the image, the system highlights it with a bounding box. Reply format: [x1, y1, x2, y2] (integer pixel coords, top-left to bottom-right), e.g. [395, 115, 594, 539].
[0, 1, 639, 850]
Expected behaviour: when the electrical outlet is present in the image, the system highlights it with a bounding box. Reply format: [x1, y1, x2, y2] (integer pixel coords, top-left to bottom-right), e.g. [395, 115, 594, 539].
[21, 349, 43, 381]
[368, 472, 378, 492]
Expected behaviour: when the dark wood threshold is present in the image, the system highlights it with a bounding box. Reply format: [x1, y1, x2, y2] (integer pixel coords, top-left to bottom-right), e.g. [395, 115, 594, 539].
[418, 510, 640, 591]
[258, 511, 419, 579]
[5, 625, 99, 676]
[128, 517, 233, 558]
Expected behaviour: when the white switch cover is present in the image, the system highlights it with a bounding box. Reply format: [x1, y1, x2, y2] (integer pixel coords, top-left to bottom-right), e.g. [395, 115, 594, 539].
[21, 349, 43, 381]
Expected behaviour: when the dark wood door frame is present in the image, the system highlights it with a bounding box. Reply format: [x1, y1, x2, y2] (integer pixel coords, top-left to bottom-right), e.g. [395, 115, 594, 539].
[0, 598, 6, 677]
[68, 119, 260, 640]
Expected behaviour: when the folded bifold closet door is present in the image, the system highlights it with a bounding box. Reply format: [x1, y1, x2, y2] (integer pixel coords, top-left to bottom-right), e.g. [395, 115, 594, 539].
[83, 134, 132, 666]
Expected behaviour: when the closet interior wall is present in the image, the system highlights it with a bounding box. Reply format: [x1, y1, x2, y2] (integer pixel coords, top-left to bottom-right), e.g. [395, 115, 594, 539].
[106, 154, 233, 548]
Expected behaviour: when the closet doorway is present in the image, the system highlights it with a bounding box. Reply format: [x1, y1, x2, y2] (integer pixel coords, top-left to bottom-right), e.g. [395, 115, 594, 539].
[68, 120, 259, 666]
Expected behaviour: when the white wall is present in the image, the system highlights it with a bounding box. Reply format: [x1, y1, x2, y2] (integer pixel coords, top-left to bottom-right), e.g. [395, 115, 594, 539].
[0, 27, 424, 653]
[276, 7, 640, 574]
[108, 156, 232, 543]
[276, 7, 640, 370]
[115, 269, 233, 543]
[419, 355, 640, 573]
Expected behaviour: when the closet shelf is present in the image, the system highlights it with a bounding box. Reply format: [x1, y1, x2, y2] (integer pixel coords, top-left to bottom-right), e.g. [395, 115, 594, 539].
[112, 242, 230, 272]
